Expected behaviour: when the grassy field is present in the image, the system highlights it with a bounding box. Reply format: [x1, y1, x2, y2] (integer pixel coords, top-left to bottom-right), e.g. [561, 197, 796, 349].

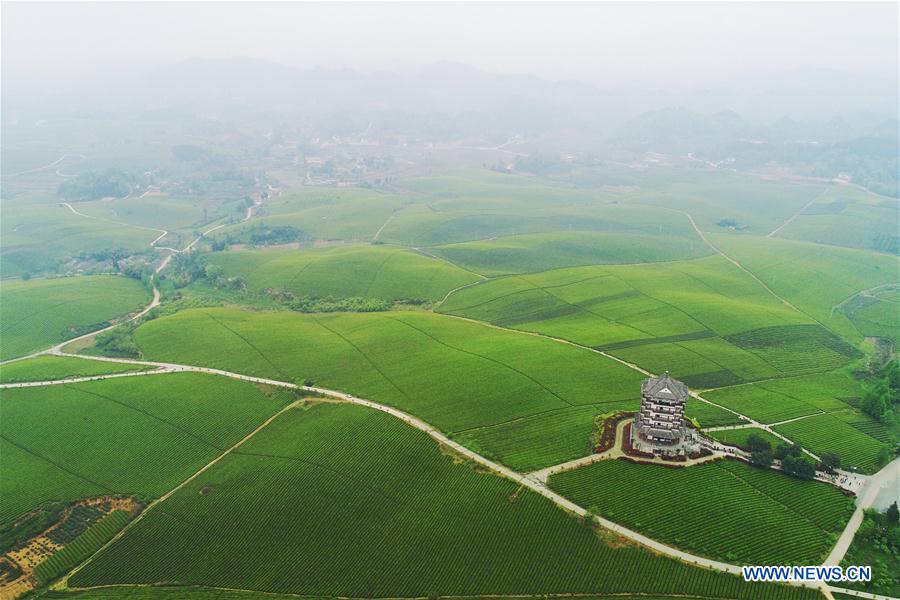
[549, 458, 853, 565]
[0, 275, 150, 360]
[130, 307, 643, 470]
[0, 203, 158, 277]
[430, 230, 711, 276]
[205, 244, 480, 301]
[843, 287, 900, 346]
[773, 184, 900, 255]
[71, 402, 814, 599]
[0, 355, 152, 383]
[438, 255, 856, 385]
[0, 372, 292, 524]
[214, 186, 408, 242]
[380, 169, 823, 246]
[73, 194, 231, 233]
[711, 234, 899, 344]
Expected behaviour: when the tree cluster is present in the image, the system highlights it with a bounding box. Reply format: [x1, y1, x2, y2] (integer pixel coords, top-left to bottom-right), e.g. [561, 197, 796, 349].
[58, 169, 136, 201]
[862, 359, 899, 425]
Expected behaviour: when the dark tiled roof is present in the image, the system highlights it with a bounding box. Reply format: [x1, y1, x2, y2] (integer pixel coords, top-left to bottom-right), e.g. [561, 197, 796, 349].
[641, 372, 689, 402]
[646, 427, 681, 440]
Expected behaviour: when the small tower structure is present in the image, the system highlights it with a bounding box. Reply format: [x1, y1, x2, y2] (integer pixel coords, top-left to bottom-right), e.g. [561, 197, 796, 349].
[631, 371, 689, 455]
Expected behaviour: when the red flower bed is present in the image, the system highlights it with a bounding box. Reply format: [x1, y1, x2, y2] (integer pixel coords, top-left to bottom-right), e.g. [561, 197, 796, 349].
[592, 411, 635, 454]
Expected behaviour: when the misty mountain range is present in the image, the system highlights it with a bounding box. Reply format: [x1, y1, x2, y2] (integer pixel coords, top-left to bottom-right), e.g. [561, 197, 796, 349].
[3, 58, 897, 194]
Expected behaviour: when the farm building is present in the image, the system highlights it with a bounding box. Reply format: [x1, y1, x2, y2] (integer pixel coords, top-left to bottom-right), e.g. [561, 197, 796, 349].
[631, 372, 689, 456]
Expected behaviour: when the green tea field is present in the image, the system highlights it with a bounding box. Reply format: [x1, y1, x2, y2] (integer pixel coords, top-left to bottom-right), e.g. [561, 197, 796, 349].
[70, 402, 813, 599]
[438, 254, 861, 387]
[130, 307, 643, 470]
[205, 244, 480, 301]
[0, 372, 292, 523]
[549, 458, 854, 565]
[0, 275, 151, 360]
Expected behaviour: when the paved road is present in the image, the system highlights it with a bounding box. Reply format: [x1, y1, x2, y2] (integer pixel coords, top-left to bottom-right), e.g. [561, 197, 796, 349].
[825, 456, 900, 567]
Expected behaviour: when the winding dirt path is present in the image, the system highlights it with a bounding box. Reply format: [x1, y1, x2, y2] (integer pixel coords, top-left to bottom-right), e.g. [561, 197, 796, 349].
[2, 154, 87, 179]
[768, 186, 831, 238]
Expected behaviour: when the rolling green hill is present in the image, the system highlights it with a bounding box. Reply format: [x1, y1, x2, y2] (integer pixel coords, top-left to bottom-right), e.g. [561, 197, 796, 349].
[438, 255, 857, 387]
[430, 230, 711, 275]
[0, 275, 150, 360]
[205, 244, 480, 301]
[131, 307, 644, 470]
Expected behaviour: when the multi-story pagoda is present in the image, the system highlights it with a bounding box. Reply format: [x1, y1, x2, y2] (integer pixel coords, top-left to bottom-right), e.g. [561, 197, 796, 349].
[631, 372, 689, 455]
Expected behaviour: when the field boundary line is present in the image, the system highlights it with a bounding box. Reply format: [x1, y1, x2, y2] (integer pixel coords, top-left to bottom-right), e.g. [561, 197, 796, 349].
[310, 316, 416, 405]
[58, 398, 303, 590]
[0, 433, 118, 495]
[389, 314, 576, 407]
[65, 383, 228, 451]
[767, 186, 831, 238]
[412, 246, 489, 280]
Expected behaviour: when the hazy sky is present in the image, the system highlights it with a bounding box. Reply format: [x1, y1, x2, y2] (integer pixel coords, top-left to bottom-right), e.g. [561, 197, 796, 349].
[3, 1, 898, 93]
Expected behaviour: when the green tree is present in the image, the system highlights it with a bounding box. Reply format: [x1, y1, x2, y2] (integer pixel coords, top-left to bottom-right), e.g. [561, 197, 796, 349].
[749, 447, 774, 469]
[820, 453, 842, 474]
[782, 455, 816, 480]
[887, 501, 899, 524]
[745, 433, 771, 454]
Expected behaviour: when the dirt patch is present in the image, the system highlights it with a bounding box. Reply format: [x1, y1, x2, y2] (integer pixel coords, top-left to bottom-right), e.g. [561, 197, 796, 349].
[0, 496, 139, 599]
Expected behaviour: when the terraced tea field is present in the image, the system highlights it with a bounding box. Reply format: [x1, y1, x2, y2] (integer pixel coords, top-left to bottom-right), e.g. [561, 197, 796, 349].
[70, 402, 814, 599]
[710, 234, 899, 344]
[773, 412, 890, 473]
[0, 355, 152, 383]
[771, 184, 900, 255]
[438, 254, 856, 385]
[429, 229, 710, 276]
[0, 372, 292, 523]
[205, 244, 480, 301]
[549, 458, 853, 565]
[843, 287, 900, 345]
[706, 427, 784, 450]
[700, 369, 889, 472]
[35, 510, 133, 584]
[0, 275, 151, 360]
[131, 307, 643, 469]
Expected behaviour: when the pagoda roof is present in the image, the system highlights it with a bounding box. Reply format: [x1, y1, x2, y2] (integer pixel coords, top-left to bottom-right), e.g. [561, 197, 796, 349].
[641, 372, 689, 402]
